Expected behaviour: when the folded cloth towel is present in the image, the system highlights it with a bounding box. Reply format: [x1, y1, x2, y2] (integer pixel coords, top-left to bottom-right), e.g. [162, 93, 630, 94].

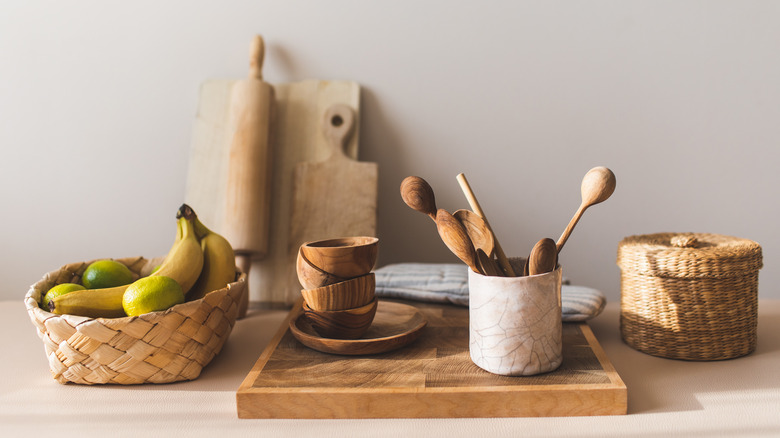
[374, 263, 605, 322]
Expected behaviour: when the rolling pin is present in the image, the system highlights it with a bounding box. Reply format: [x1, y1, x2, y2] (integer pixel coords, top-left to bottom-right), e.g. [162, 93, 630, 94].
[223, 35, 275, 318]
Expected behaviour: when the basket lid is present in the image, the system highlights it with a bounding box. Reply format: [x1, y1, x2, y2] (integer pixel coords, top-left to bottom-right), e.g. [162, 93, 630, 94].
[617, 233, 762, 279]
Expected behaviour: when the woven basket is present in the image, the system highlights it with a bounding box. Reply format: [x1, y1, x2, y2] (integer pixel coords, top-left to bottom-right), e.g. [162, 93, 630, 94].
[617, 233, 762, 361]
[24, 256, 246, 384]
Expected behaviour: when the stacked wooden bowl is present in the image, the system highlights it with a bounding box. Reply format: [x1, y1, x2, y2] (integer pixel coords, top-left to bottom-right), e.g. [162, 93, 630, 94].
[296, 236, 379, 339]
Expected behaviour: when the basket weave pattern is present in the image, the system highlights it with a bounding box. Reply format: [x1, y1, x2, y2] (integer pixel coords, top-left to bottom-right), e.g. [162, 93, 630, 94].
[617, 233, 762, 361]
[24, 257, 245, 385]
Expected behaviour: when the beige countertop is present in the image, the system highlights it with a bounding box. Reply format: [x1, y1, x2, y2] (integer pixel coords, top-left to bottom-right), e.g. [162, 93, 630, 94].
[3, 300, 779, 437]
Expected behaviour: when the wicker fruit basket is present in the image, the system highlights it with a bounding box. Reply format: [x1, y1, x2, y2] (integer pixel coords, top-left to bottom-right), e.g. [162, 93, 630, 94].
[617, 233, 762, 361]
[24, 256, 246, 385]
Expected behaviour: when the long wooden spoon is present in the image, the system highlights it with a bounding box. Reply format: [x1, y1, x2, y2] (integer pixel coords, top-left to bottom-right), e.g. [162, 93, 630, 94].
[455, 173, 516, 276]
[435, 209, 479, 273]
[400, 177, 481, 274]
[400, 176, 437, 221]
[556, 166, 616, 253]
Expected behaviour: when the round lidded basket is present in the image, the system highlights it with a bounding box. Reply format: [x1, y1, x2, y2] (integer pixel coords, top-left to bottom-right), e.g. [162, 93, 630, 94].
[617, 233, 762, 361]
[24, 256, 246, 385]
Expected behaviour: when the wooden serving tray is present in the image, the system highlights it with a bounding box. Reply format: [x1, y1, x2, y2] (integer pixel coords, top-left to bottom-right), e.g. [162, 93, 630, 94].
[237, 299, 627, 418]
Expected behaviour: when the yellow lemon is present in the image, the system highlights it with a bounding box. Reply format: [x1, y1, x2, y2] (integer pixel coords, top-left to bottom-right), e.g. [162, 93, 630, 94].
[82, 260, 134, 289]
[41, 283, 85, 310]
[122, 276, 184, 317]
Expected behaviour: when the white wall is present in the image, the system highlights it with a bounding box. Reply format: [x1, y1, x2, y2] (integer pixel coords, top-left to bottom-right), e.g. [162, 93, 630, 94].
[2, 1, 777, 303]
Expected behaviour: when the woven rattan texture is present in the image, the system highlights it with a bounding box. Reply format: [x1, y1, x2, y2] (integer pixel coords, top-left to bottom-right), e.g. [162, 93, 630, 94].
[24, 257, 245, 384]
[617, 233, 762, 361]
[617, 233, 762, 279]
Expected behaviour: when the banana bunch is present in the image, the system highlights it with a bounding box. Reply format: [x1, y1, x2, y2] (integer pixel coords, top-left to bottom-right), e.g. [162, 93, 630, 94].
[50, 204, 236, 318]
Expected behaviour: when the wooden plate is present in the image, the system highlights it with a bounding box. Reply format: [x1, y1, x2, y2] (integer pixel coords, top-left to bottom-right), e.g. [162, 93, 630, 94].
[289, 300, 427, 355]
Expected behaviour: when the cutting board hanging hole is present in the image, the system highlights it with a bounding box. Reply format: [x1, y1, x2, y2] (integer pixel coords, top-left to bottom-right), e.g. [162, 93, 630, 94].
[323, 105, 356, 161]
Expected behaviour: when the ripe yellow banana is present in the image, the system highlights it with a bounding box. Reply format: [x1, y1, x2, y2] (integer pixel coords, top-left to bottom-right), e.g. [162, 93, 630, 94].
[187, 213, 236, 301]
[51, 208, 204, 318]
[160, 215, 184, 265]
[49, 284, 128, 318]
[155, 210, 204, 295]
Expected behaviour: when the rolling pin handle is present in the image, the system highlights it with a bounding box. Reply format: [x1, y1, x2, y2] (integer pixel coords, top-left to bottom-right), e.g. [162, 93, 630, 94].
[235, 253, 252, 318]
[249, 35, 265, 80]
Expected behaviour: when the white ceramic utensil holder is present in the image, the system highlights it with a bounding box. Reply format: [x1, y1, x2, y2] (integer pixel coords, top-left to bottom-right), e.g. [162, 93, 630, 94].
[468, 258, 563, 376]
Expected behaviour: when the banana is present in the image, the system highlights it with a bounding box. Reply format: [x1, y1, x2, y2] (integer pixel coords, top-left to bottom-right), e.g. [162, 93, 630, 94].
[51, 206, 205, 318]
[155, 207, 204, 295]
[49, 284, 128, 318]
[187, 211, 236, 301]
[160, 215, 184, 265]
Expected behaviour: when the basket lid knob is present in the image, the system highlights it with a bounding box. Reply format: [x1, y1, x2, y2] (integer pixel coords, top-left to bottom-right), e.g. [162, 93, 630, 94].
[671, 234, 699, 248]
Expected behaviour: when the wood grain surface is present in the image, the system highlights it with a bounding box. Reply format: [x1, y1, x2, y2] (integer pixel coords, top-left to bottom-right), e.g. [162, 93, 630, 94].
[290, 300, 427, 355]
[185, 79, 361, 304]
[222, 36, 274, 261]
[435, 209, 478, 273]
[288, 105, 378, 299]
[302, 298, 377, 339]
[237, 299, 627, 418]
[299, 272, 375, 311]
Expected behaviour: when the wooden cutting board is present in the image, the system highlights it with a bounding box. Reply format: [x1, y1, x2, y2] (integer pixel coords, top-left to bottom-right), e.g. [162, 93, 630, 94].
[185, 79, 365, 304]
[236, 300, 627, 418]
[287, 104, 378, 298]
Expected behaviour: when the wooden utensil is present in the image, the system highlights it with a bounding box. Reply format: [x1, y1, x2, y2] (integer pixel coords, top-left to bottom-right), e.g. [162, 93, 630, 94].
[476, 249, 503, 276]
[221, 35, 275, 318]
[556, 167, 616, 253]
[526, 238, 558, 276]
[400, 176, 438, 221]
[435, 209, 479, 273]
[454, 209, 495, 258]
[455, 173, 516, 276]
[288, 105, 378, 282]
[400, 178, 488, 275]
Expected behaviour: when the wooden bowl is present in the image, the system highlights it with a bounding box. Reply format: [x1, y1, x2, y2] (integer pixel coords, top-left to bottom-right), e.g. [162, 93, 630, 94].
[302, 298, 378, 339]
[290, 301, 428, 355]
[296, 248, 348, 290]
[301, 273, 375, 311]
[300, 236, 379, 279]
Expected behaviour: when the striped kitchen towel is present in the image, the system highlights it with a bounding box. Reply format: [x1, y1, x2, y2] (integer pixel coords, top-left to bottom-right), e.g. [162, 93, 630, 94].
[374, 263, 606, 322]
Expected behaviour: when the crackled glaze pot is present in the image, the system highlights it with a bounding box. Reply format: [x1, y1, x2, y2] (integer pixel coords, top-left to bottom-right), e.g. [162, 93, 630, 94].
[468, 258, 562, 376]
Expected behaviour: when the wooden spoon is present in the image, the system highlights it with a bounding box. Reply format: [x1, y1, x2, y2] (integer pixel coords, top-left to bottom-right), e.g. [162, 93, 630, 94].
[526, 238, 558, 276]
[435, 209, 479, 273]
[454, 209, 495, 258]
[400, 176, 437, 221]
[556, 167, 616, 253]
[476, 248, 503, 276]
[456, 173, 516, 276]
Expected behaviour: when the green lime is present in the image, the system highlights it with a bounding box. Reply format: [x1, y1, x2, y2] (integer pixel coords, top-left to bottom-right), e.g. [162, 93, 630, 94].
[41, 283, 86, 310]
[151, 265, 162, 274]
[122, 276, 184, 317]
[82, 260, 134, 289]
